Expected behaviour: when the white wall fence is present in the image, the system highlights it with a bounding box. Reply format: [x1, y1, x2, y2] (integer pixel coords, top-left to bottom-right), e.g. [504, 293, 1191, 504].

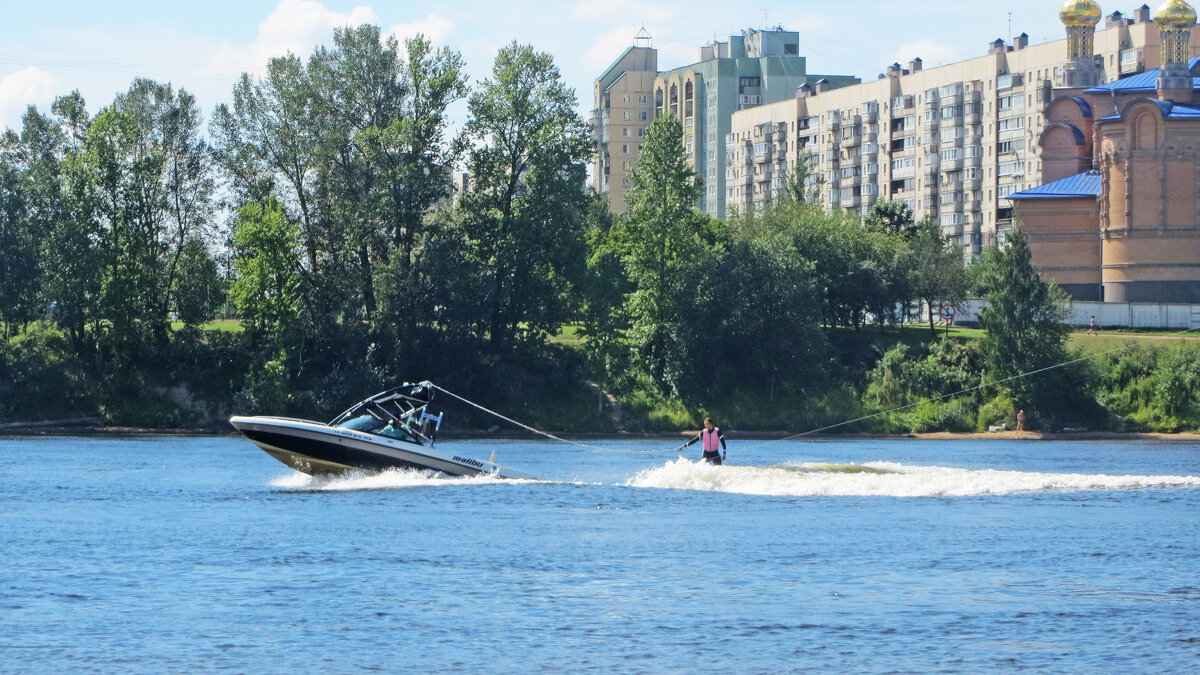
[945, 299, 1200, 330]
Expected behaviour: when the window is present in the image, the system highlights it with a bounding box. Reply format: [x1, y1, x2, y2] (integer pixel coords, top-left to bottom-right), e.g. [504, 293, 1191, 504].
[940, 148, 963, 161]
[997, 117, 1025, 132]
[638, 111, 648, 120]
[622, 127, 630, 137]
[998, 95, 1024, 112]
[998, 161, 1024, 177]
[998, 139, 1023, 155]
[622, 111, 631, 120]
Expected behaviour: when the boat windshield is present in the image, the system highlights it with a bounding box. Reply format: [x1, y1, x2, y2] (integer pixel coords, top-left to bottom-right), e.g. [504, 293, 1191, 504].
[339, 415, 384, 432]
[337, 413, 422, 444]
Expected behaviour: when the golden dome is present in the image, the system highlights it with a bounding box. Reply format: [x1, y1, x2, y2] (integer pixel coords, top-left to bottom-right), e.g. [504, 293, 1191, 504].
[1060, 0, 1102, 26]
[1155, 0, 1198, 28]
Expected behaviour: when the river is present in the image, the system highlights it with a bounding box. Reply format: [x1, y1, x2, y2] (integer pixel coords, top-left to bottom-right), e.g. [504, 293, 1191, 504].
[2, 434, 1198, 673]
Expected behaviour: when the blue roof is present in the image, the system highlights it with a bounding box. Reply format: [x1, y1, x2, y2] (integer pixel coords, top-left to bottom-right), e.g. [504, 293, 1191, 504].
[1098, 98, 1200, 121]
[1006, 171, 1101, 201]
[1086, 56, 1200, 94]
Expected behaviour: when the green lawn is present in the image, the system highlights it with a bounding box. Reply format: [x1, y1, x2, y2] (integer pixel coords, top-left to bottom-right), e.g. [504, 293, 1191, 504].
[1068, 330, 1200, 354]
[547, 322, 585, 347]
[171, 319, 244, 333]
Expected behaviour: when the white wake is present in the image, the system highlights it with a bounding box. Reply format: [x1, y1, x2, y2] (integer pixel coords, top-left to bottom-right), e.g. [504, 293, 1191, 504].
[625, 457, 1200, 497]
[270, 468, 543, 491]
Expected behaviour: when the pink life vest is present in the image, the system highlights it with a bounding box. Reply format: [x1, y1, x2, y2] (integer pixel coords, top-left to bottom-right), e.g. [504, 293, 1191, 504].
[702, 427, 721, 452]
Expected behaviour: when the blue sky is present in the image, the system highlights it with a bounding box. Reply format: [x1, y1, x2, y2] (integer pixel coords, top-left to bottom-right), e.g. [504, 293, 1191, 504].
[0, 0, 1089, 132]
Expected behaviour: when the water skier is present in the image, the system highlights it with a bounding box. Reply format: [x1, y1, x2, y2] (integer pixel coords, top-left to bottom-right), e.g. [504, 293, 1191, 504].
[679, 417, 727, 465]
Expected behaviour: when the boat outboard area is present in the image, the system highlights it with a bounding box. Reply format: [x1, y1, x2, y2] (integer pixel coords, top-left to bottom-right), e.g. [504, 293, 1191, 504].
[229, 381, 539, 480]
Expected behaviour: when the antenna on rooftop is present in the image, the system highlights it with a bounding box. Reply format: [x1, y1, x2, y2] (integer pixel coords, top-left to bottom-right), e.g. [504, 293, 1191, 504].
[634, 25, 653, 49]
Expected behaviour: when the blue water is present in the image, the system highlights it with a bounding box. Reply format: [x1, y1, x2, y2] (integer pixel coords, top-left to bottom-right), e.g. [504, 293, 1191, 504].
[2, 434, 1199, 673]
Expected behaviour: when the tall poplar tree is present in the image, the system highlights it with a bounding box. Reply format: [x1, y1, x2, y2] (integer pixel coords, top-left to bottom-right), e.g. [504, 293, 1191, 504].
[458, 41, 592, 354]
[975, 228, 1081, 422]
[615, 112, 718, 392]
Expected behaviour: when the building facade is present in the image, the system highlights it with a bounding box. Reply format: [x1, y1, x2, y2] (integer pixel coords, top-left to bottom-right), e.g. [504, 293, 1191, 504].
[726, 3, 1188, 261]
[592, 30, 658, 213]
[1012, 0, 1200, 303]
[592, 28, 859, 217]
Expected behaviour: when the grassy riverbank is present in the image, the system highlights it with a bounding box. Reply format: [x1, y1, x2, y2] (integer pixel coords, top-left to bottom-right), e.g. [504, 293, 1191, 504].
[4, 320, 1200, 436]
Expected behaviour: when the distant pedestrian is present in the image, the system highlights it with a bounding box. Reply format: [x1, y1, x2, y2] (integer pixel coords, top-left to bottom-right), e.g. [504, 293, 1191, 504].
[1016, 409, 1026, 432]
[679, 417, 727, 465]
[1089, 315, 1097, 334]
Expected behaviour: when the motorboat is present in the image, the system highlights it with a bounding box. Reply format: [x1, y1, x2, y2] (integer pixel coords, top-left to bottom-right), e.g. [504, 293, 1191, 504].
[229, 381, 537, 479]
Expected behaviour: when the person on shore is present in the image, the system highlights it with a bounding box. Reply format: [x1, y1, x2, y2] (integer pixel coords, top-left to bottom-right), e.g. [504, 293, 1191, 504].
[1016, 409, 1025, 432]
[1089, 315, 1097, 335]
[679, 417, 727, 465]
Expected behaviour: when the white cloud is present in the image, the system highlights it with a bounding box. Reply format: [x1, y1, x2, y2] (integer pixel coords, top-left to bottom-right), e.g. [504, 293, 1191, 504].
[209, 0, 378, 75]
[389, 14, 454, 46]
[0, 67, 59, 132]
[891, 40, 958, 68]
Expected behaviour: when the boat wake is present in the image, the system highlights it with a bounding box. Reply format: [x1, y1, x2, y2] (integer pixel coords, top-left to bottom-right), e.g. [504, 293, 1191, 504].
[626, 457, 1200, 497]
[270, 468, 544, 491]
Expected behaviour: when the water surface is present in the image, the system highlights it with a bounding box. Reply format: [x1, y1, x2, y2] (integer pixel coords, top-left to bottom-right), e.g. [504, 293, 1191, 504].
[2, 435, 1198, 672]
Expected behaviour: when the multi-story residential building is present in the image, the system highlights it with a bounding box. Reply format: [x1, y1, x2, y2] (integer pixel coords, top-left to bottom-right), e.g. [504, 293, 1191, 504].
[593, 27, 859, 216]
[726, 3, 1183, 260]
[592, 29, 657, 212]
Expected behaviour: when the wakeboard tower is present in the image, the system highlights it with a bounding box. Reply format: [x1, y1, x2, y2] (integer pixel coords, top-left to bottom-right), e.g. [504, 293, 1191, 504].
[229, 381, 537, 479]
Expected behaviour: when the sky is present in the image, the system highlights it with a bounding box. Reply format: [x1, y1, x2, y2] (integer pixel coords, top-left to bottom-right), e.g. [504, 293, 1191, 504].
[0, 0, 1107, 134]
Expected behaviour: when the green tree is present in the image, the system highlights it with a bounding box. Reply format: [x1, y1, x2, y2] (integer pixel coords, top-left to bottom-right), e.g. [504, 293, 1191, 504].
[907, 218, 968, 335]
[458, 41, 593, 354]
[211, 54, 323, 272]
[615, 112, 719, 391]
[701, 232, 827, 402]
[863, 199, 917, 238]
[0, 133, 39, 338]
[172, 236, 224, 326]
[14, 96, 102, 355]
[974, 228, 1081, 423]
[579, 192, 632, 382]
[780, 150, 821, 204]
[229, 199, 303, 344]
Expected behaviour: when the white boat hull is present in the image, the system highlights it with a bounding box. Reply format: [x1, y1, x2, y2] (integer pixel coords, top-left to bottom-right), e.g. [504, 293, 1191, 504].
[229, 416, 537, 479]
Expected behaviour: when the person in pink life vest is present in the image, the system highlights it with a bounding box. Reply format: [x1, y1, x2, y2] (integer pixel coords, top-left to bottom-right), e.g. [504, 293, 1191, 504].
[678, 417, 726, 464]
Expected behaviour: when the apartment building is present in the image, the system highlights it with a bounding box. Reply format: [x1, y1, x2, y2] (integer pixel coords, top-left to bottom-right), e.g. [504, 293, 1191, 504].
[592, 29, 657, 213]
[593, 27, 859, 216]
[727, 3, 1176, 259]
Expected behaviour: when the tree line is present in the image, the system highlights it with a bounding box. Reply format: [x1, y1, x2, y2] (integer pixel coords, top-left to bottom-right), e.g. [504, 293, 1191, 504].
[2, 24, 1195, 432]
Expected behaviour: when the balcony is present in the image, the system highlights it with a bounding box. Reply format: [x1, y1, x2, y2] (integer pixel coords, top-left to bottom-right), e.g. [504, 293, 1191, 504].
[1120, 49, 1144, 75]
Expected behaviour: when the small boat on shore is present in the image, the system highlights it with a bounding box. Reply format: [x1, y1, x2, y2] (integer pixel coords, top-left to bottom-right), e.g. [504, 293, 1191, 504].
[230, 382, 537, 479]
